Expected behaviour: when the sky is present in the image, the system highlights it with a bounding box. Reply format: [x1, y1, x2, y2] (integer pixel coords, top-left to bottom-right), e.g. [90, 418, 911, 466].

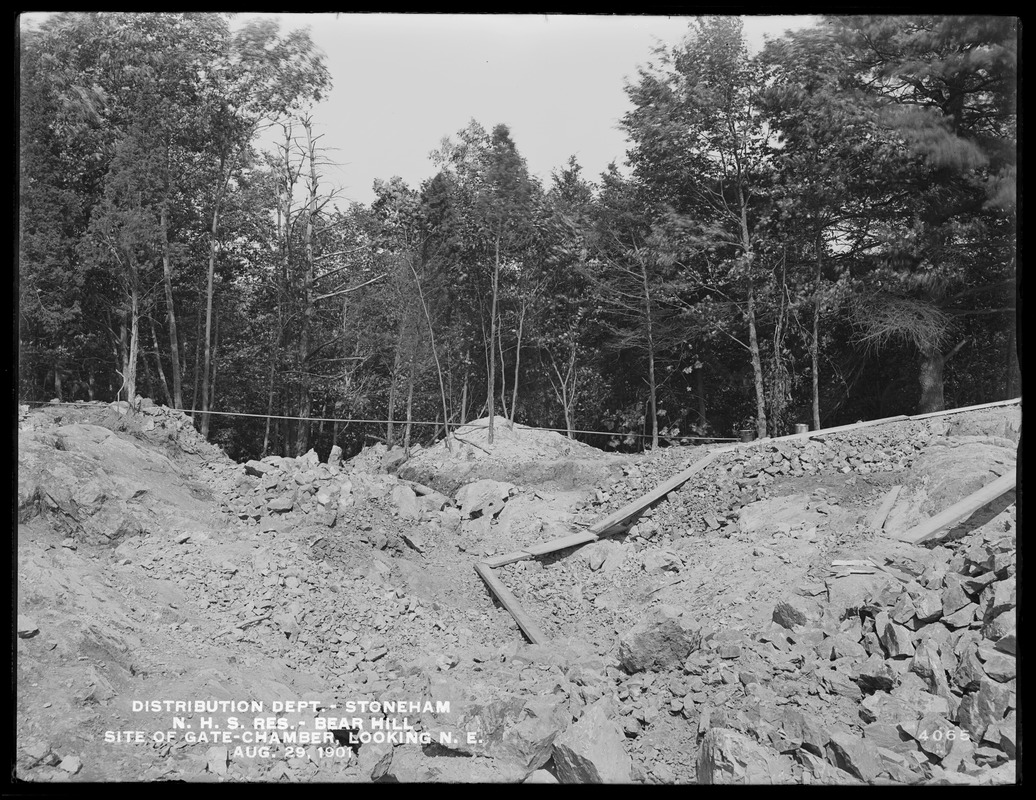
[248, 13, 820, 206]
[20, 12, 820, 207]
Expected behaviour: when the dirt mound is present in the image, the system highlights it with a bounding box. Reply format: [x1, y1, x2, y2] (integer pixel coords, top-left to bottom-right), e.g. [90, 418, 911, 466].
[398, 416, 625, 495]
[18, 421, 221, 546]
[19, 399, 225, 462]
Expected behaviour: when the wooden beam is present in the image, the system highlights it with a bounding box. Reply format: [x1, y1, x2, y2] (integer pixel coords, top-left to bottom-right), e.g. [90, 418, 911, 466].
[895, 472, 1017, 545]
[868, 485, 902, 532]
[588, 451, 721, 535]
[483, 550, 533, 569]
[474, 561, 548, 644]
[907, 397, 1020, 421]
[733, 415, 910, 450]
[523, 530, 600, 556]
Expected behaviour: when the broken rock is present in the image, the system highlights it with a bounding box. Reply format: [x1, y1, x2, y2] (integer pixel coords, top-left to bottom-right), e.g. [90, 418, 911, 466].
[267, 497, 294, 513]
[827, 732, 884, 782]
[552, 703, 631, 783]
[390, 485, 421, 520]
[618, 604, 702, 673]
[697, 727, 795, 784]
[772, 595, 822, 630]
[455, 479, 515, 519]
[957, 676, 1011, 740]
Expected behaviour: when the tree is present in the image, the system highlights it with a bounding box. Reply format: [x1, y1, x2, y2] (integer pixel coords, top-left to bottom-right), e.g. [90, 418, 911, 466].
[475, 124, 536, 442]
[759, 24, 881, 429]
[832, 15, 1018, 412]
[623, 17, 774, 437]
[534, 157, 597, 438]
[196, 17, 330, 438]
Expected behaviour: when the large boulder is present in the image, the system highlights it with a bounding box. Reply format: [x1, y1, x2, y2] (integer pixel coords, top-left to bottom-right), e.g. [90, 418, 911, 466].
[772, 595, 823, 630]
[455, 479, 516, 519]
[552, 703, 632, 783]
[390, 484, 421, 520]
[297, 448, 321, 469]
[827, 732, 884, 782]
[697, 728, 796, 784]
[618, 604, 701, 673]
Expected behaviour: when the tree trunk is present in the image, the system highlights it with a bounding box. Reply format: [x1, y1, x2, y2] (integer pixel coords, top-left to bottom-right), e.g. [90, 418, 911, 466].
[918, 347, 946, 413]
[487, 231, 501, 443]
[696, 365, 707, 430]
[262, 357, 276, 457]
[191, 306, 201, 412]
[403, 356, 416, 457]
[811, 238, 822, 431]
[148, 316, 172, 406]
[53, 365, 63, 401]
[497, 319, 509, 421]
[739, 189, 767, 439]
[160, 204, 183, 408]
[200, 201, 219, 438]
[126, 260, 140, 403]
[640, 257, 658, 450]
[208, 308, 219, 416]
[460, 374, 468, 426]
[386, 329, 404, 447]
[747, 280, 767, 439]
[295, 119, 319, 457]
[510, 299, 526, 424]
[563, 348, 578, 439]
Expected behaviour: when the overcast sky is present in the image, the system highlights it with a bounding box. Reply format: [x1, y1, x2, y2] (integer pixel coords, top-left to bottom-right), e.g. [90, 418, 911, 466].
[270, 13, 819, 206]
[21, 12, 820, 206]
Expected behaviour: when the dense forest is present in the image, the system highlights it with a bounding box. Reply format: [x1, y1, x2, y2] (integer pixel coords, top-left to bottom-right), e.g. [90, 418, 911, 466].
[19, 14, 1019, 460]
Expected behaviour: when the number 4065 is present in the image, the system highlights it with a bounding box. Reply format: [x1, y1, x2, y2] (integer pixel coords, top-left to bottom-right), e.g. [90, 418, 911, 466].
[919, 729, 970, 741]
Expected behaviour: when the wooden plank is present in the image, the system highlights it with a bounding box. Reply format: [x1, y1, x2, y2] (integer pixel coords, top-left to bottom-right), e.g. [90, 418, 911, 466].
[588, 451, 720, 535]
[907, 397, 1020, 421]
[483, 550, 533, 569]
[868, 485, 903, 531]
[735, 415, 911, 449]
[895, 472, 1017, 545]
[524, 530, 600, 556]
[805, 415, 911, 440]
[474, 562, 548, 644]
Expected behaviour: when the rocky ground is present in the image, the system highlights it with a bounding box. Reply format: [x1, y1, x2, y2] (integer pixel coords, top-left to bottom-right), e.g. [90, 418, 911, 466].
[14, 400, 1019, 784]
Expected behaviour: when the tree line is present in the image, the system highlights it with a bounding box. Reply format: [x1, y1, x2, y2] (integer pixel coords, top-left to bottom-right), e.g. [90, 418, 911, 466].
[19, 14, 1018, 460]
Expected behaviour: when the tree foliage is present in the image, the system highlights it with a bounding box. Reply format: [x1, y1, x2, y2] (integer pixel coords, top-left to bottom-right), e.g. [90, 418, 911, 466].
[19, 14, 1017, 457]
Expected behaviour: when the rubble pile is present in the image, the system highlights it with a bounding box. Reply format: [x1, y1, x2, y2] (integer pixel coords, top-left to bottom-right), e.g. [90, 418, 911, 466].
[15, 400, 1018, 784]
[19, 399, 223, 459]
[499, 407, 1018, 785]
[579, 414, 1018, 542]
[204, 446, 452, 533]
[399, 416, 622, 495]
